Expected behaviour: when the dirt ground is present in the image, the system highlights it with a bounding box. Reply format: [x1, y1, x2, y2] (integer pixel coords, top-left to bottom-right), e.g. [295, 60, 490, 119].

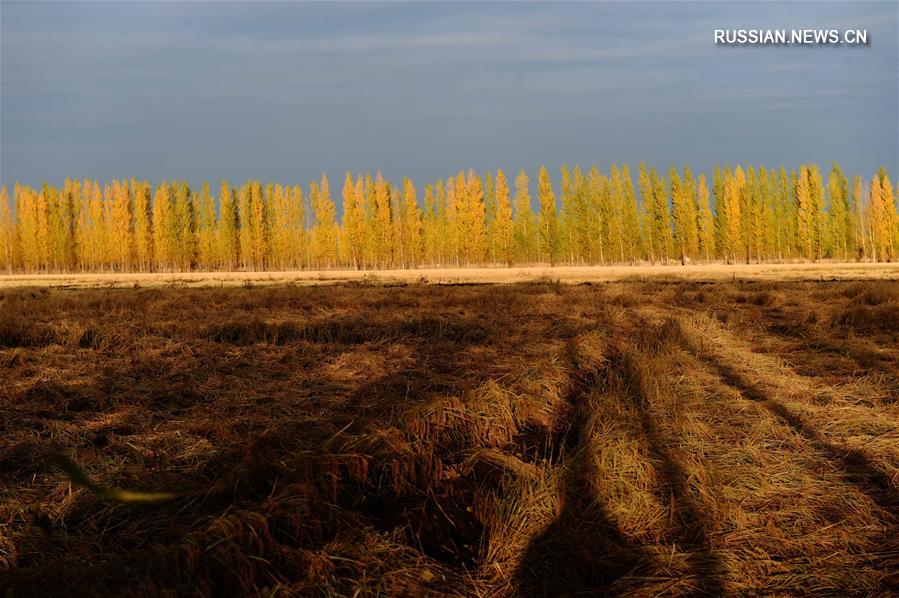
[1, 281, 898, 596]
[0, 261, 897, 289]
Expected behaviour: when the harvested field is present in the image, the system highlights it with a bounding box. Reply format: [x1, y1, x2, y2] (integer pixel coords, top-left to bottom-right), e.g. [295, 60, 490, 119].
[1, 281, 898, 596]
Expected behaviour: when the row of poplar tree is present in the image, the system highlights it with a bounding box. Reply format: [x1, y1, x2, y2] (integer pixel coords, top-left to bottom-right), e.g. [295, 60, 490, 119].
[1, 163, 896, 273]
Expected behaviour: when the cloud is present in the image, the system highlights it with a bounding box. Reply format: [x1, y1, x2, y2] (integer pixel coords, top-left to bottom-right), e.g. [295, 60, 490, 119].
[1, 1, 896, 188]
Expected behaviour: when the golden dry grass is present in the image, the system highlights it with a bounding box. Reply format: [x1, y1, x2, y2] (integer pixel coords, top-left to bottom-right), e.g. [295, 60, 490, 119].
[1, 261, 897, 289]
[1, 280, 898, 596]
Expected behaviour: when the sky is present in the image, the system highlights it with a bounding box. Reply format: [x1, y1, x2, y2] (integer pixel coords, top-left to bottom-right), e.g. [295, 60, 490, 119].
[1, 1, 897, 195]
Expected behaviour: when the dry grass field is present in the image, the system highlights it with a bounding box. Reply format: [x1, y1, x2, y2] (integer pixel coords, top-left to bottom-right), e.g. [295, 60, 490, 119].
[1, 261, 898, 289]
[2, 280, 899, 596]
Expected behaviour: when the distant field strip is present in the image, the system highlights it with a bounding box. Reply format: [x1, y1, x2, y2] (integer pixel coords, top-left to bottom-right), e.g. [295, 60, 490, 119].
[1, 262, 897, 288]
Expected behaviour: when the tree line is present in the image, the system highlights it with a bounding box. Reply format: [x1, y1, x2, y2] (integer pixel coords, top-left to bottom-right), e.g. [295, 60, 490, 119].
[0, 163, 896, 273]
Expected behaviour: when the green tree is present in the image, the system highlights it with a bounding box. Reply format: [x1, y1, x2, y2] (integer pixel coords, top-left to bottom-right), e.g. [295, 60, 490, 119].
[537, 165, 560, 264]
[218, 180, 240, 270]
[670, 166, 699, 263]
[827, 163, 850, 260]
[493, 169, 514, 266]
[513, 169, 536, 262]
[617, 165, 642, 263]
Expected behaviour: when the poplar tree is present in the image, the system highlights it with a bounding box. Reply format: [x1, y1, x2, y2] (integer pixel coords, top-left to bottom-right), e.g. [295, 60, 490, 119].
[868, 167, 896, 262]
[513, 169, 536, 263]
[670, 166, 699, 263]
[74, 179, 90, 271]
[86, 181, 107, 270]
[342, 172, 365, 269]
[537, 166, 560, 264]
[434, 179, 447, 265]
[796, 164, 825, 261]
[653, 169, 673, 262]
[373, 173, 393, 268]
[779, 168, 797, 260]
[639, 165, 671, 263]
[444, 175, 460, 265]
[559, 165, 576, 263]
[271, 184, 290, 269]
[15, 185, 37, 271]
[493, 169, 514, 265]
[48, 182, 76, 271]
[721, 167, 744, 263]
[850, 175, 865, 261]
[152, 181, 173, 270]
[133, 181, 153, 272]
[712, 165, 727, 259]
[422, 183, 439, 266]
[809, 165, 826, 261]
[197, 181, 217, 269]
[868, 175, 884, 261]
[609, 166, 626, 263]
[827, 163, 850, 260]
[618, 165, 642, 263]
[218, 180, 240, 271]
[0, 186, 13, 272]
[760, 167, 777, 259]
[696, 174, 714, 262]
[455, 172, 470, 263]
[638, 164, 656, 262]
[461, 170, 487, 265]
[402, 178, 423, 267]
[171, 181, 196, 270]
[107, 180, 132, 271]
[484, 170, 496, 262]
[237, 182, 253, 269]
[741, 167, 763, 263]
[288, 184, 306, 269]
[249, 181, 268, 270]
[361, 175, 378, 267]
[589, 166, 611, 263]
[310, 175, 338, 268]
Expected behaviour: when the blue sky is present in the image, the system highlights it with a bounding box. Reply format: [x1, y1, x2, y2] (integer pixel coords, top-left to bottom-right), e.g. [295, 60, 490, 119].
[2, 1, 897, 194]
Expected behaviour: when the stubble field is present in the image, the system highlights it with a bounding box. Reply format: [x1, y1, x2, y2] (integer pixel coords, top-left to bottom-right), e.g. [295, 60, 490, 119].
[1, 280, 898, 596]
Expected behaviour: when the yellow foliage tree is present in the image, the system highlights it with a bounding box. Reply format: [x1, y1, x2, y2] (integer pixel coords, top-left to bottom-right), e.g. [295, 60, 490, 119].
[0, 186, 13, 272]
[342, 172, 365, 269]
[133, 181, 153, 272]
[152, 182, 173, 270]
[493, 169, 514, 265]
[401, 178, 423, 267]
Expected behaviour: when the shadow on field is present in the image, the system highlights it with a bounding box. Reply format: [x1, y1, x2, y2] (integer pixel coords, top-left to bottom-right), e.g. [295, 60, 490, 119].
[513, 371, 653, 596]
[514, 336, 726, 596]
[513, 448, 652, 595]
[611, 345, 727, 596]
[703, 355, 899, 519]
[3, 306, 507, 595]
